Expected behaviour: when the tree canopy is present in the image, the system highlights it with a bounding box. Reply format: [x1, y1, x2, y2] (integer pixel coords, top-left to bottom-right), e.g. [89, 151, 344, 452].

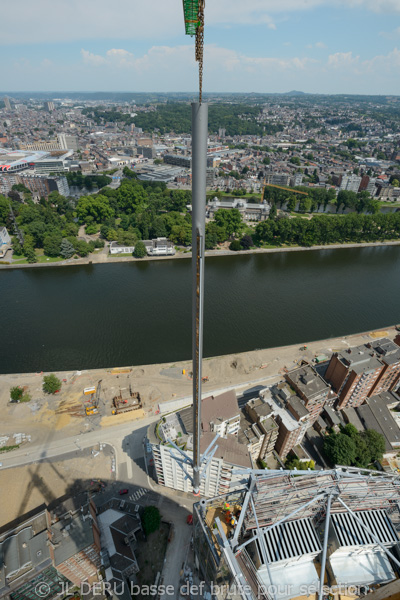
[133, 241, 147, 258]
[323, 424, 385, 468]
[83, 103, 284, 137]
[142, 506, 161, 535]
[43, 374, 62, 395]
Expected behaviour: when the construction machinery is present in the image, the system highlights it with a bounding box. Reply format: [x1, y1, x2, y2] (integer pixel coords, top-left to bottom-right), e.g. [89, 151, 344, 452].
[111, 383, 142, 415]
[85, 379, 102, 416]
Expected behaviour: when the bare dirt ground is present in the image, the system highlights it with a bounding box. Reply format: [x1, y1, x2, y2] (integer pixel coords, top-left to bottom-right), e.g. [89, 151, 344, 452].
[0, 447, 113, 525]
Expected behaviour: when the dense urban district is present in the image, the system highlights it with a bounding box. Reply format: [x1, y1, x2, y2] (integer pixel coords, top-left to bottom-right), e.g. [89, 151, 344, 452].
[2, 92, 400, 599]
[1, 326, 400, 600]
[1, 93, 400, 263]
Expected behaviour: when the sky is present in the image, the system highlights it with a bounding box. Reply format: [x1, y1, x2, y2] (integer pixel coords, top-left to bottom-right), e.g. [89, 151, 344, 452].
[1, 0, 400, 95]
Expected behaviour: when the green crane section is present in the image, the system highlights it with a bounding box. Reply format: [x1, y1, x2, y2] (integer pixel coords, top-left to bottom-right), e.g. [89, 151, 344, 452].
[182, 0, 201, 35]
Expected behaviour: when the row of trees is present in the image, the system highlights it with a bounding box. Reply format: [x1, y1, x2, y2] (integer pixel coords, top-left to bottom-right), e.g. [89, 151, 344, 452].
[254, 212, 400, 247]
[264, 186, 380, 215]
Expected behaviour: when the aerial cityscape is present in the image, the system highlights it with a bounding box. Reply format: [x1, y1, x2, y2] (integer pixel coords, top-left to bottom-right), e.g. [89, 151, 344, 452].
[1, 1, 400, 600]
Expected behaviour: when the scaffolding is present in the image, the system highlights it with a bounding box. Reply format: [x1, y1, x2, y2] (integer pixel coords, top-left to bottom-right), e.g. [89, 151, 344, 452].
[194, 468, 400, 600]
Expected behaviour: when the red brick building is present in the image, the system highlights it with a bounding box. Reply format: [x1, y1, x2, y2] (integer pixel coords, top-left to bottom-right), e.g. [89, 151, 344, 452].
[368, 339, 400, 396]
[285, 365, 331, 425]
[325, 345, 384, 410]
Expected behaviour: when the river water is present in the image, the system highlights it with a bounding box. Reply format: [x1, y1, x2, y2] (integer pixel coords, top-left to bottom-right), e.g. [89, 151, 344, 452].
[1, 246, 399, 374]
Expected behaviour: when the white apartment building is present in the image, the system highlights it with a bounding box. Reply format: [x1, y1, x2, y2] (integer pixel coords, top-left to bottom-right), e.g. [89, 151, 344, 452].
[149, 427, 251, 497]
[147, 391, 251, 497]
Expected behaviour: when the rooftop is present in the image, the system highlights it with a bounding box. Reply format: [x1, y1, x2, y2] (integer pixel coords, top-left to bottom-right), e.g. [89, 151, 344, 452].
[286, 395, 309, 419]
[286, 365, 330, 399]
[337, 345, 383, 374]
[51, 515, 94, 566]
[201, 390, 239, 430]
[200, 432, 252, 469]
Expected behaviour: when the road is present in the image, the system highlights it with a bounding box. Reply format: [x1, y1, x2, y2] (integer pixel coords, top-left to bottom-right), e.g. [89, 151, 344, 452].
[108, 169, 123, 189]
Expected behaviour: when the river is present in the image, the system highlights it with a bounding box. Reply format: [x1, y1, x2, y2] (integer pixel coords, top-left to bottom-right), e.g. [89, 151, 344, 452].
[1, 246, 400, 374]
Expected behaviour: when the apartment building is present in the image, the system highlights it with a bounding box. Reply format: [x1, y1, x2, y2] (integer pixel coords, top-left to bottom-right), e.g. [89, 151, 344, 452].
[0, 497, 103, 599]
[244, 397, 279, 460]
[325, 346, 384, 409]
[239, 416, 266, 462]
[368, 339, 400, 395]
[201, 390, 241, 437]
[286, 395, 312, 435]
[258, 391, 307, 458]
[285, 365, 331, 425]
[266, 173, 290, 186]
[3, 97, 11, 111]
[148, 391, 251, 497]
[164, 154, 191, 168]
[96, 509, 141, 588]
[339, 174, 362, 193]
[149, 425, 251, 497]
[137, 146, 156, 159]
[16, 173, 70, 198]
[291, 172, 303, 187]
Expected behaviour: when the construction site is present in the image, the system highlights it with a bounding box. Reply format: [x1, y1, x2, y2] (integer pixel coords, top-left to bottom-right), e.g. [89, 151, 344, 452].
[62, 375, 142, 419]
[193, 468, 400, 600]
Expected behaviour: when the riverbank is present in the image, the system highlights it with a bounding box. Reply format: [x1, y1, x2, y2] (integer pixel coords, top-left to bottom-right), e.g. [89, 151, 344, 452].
[1, 238, 400, 270]
[0, 324, 398, 443]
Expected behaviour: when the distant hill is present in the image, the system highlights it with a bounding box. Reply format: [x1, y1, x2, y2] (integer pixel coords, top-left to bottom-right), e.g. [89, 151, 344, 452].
[282, 90, 307, 96]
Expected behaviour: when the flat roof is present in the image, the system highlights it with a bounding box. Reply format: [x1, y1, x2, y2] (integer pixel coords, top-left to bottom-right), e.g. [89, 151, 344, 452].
[52, 516, 94, 566]
[200, 432, 251, 469]
[287, 395, 309, 418]
[337, 345, 383, 374]
[286, 365, 330, 399]
[201, 390, 239, 430]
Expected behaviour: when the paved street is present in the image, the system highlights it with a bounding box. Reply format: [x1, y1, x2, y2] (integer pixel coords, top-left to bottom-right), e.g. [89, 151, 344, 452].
[0, 409, 196, 598]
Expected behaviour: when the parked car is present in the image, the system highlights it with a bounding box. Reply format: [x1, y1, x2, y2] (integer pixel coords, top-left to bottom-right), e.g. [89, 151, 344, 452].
[119, 489, 129, 495]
